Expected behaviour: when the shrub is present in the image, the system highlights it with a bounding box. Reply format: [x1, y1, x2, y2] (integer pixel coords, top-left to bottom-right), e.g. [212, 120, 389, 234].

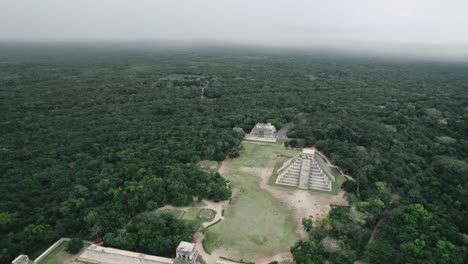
[342, 179, 357, 193]
[66, 238, 83, 254]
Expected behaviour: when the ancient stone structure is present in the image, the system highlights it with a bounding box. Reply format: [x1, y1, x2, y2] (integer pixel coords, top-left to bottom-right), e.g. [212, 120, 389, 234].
[12, 238, 72, 264]
[13, 239, 201, 264]
[276, 148, 335, 191]
[77, 244, 174, 264]
[245, 122, 277, 142]
[174, 241, 199, 264]
[76, 242, 200, 264]
[11, 255, 34, 264]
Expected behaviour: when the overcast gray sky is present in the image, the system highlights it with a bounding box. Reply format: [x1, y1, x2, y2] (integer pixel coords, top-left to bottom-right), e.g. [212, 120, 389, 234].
[1, 0, 468, 57]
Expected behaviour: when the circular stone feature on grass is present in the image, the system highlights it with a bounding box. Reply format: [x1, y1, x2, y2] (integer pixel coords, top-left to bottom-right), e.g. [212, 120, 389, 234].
[198, 209, 216, 222]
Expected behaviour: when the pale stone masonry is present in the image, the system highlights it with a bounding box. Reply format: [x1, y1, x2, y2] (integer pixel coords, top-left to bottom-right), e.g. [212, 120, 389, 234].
[174, 241, 198, 264]
[77, 244, 174, 264]
[77, 242, 201, 264]
[11, 255, 34, 264]
[12, 241, 200, 264]
[276, 148, 335, 191]
[245, 122, 277, 142]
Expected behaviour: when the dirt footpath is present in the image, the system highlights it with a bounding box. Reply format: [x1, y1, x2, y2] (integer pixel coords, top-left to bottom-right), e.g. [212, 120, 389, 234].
[158, 199, 228, 228]
[238, 155, 348, 240]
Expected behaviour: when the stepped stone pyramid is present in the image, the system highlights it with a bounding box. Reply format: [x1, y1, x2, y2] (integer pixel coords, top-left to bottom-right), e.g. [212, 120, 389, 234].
[276, 148, 335, 191]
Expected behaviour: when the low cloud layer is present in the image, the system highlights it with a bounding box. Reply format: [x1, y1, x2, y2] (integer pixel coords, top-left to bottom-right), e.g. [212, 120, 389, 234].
[1, 0, 468, 58]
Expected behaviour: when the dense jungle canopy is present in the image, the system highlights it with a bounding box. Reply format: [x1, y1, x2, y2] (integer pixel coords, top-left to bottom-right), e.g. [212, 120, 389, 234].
[0, 44, 466, 263]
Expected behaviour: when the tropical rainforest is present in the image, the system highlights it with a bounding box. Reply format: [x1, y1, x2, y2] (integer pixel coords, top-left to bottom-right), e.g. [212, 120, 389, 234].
[0, 44, 466, 263]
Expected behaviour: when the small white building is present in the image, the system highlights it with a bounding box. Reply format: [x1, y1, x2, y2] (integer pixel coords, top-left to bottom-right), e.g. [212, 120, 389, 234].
[174, 241, 199, 263]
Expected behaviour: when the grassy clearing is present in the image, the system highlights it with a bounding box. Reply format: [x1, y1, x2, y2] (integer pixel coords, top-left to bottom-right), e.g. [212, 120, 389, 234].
[203, 232, 217, 254]
[182, 207, 200, 221]
[204, 177, 296, 259]
[232, 143, 299, 169]
[204, 142, 298, 260]
[329, 167, 345, 194]
[38, 241, 69, 264]
[157, 208, 185, 219]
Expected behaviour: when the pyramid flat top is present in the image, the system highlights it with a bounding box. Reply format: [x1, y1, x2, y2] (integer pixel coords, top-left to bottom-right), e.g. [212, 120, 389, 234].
[302, 148, 315, 155]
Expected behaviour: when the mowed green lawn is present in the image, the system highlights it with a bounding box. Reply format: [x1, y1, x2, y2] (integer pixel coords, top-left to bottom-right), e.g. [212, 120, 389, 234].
[204, 142, 299, 260]
[230, 142, 297, 169]
[38, 241, 68, 264]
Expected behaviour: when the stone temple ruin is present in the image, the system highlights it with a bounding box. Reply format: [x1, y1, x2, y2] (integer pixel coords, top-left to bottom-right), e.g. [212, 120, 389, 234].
[174, 242, 199, 264]
[12, 241, 200, 264]
[79, 241, 200, 264]
[276, 148, 335, 191]
[245, 122, 277, 142]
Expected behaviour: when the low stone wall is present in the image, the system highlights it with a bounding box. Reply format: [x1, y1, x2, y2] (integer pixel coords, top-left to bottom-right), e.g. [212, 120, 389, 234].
[78, 245, 173, 264]
[244, 135, 277, 142]
[11, 255, 32, 264]
[34, 237, 70, 263]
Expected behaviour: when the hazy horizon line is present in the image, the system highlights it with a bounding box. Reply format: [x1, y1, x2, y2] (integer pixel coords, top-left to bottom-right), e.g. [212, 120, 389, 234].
[1, 39, 467, 63]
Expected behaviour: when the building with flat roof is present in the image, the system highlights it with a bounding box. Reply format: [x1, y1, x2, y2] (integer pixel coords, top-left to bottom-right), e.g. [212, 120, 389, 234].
[174, 241, 198, 264]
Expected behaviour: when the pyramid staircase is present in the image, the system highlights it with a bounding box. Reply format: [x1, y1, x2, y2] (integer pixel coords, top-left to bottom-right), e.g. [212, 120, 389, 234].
[276, 148, 333, 191]
[277, 158, 302, 186]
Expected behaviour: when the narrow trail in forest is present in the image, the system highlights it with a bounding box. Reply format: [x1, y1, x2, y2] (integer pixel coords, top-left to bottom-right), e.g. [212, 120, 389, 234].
[201, 81, 209, 99]
[368, 218, 385, 244]
[368, 194, 400, 243]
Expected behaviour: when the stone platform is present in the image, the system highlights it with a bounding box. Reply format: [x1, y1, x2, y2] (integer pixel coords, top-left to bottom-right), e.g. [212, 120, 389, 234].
[276, 148, 335, 192]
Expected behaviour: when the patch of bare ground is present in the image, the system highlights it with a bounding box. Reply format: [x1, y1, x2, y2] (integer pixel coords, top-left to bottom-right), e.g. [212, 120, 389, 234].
[218, 160, 230, 175]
